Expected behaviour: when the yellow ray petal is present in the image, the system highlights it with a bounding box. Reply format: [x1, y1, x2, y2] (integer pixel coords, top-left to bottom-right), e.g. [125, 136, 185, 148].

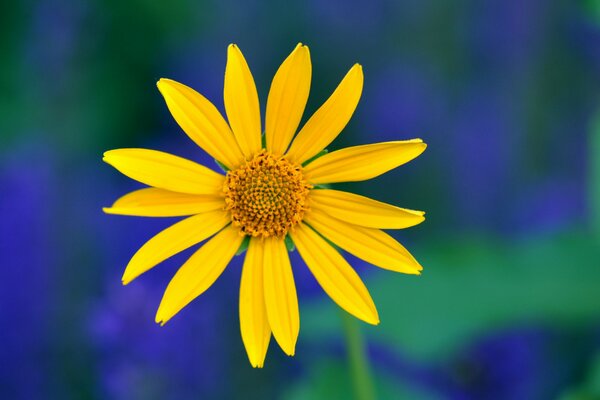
[121, 210, 230, 285]
[103, 149, 224, 195]
[155, 225, 243, 325]
[310, 189, 425, 229]
[303, 140, 426, 184]
[265, 43, 311, 155]
[239, 238, 271, 368]
[285, 64, 363, 164]
[156, 78, 245, 169]
[263, 237, 299, 356]
[224, 44, 262, 158]
[290, 223, 379, 325]
[103, 188, 224, 217]
[304, 209, 422, 274]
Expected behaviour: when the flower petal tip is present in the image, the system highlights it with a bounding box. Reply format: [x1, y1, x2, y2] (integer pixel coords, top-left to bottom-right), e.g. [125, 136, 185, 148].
[102, 152, 118, 165]
[154, 314, 167, 326]
[368, 312, 381, 325]
[121, 273, 135, 286]
[411, 140, 428, 158]
[403, 262, 423, 274]
[363, 314, 380, 326]
[156, 78, 169, 90]
[281, 343, 296, 357]
[102, 149, 118, 157]
[414, 139, 427, 150]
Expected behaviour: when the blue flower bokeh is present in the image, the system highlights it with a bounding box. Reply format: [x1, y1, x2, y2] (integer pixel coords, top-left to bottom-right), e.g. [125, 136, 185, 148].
[1, 0, 600, 398]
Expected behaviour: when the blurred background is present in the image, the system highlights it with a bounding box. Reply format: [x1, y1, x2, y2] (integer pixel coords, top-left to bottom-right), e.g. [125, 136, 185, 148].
[2, 0, 600, 399]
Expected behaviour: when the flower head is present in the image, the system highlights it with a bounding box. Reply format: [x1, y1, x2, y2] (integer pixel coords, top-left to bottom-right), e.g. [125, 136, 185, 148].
[223, 150, 311, 237]
[103, 43, 426, 367]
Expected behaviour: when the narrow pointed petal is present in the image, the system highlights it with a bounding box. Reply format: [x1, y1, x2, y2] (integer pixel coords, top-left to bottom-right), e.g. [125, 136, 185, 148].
[103, 149, 224, 195]
[240, 238, 271, 368]
[263, 237, 299, 356]
[155, 225, 243, 325]
[157, 78, 245, 169]
[304, 209, 422, 274]
[309, 189, 425, 229]
[121, 210, 230, 285]
[224, 44, 262, 158]
[303, 140, 426, 184]
[265, 43, 311, 155]
[103, 188, 224, 217]
[290, 223, 379, 325]
[285, 64, 363, 164]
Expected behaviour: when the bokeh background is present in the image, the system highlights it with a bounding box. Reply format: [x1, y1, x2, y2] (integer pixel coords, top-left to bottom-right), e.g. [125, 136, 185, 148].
[2, 1, 600, 399]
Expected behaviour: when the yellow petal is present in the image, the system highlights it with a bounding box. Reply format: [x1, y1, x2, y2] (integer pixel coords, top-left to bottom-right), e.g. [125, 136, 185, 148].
[310, 189, 425, 229]
[239, 238, 271, 368]
[290, 223, 379, 325]
[304, 209, 422, 274]
[157, 78, 245, 169]
[224, 44, 262, 158]
[103, 149, 224, 195]
[263, 237, 299, 356]
[303, 140, 426, 184]
[121, 210, 230, 285]
[285, 64, 363, 164]
[155, 225, 243, 325]
[103, 188, 224, 217]
[265, 43, 311, 155]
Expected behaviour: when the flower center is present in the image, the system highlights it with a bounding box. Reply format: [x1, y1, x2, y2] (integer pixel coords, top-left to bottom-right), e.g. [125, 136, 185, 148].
[223, 150, 312, 238]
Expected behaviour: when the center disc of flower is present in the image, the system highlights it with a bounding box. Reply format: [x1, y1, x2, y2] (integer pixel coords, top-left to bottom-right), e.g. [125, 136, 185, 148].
[223, 150, 312, 238]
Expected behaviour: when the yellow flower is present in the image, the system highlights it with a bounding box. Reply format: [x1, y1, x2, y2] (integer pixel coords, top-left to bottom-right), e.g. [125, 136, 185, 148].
[103, 43, 426, 368]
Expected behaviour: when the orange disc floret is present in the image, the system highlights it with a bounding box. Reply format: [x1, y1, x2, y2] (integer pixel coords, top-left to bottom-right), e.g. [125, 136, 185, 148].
[223, 150, 311, 238]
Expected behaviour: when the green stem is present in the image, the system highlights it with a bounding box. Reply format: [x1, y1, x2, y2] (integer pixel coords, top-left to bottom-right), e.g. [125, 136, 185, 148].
[341, 311, 376, 400]
[591, 111, 600, 238]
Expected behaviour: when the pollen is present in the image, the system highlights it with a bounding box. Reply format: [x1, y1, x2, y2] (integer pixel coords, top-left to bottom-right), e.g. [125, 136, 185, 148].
[223, 150, 312, 238]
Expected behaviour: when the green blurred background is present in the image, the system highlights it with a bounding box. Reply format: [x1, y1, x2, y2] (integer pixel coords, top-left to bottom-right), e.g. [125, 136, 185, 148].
[2, 1, 600, 399]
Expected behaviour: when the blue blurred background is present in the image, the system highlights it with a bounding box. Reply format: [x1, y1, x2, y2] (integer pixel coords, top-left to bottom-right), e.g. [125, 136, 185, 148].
[2, 1, 600, 399]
